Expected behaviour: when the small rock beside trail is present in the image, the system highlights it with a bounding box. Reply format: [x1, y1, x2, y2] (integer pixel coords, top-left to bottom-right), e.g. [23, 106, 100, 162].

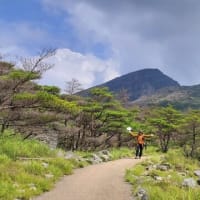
[194, 170, 200, 177]
[136, 188, 149, 200]
[182, 178, 196, 188]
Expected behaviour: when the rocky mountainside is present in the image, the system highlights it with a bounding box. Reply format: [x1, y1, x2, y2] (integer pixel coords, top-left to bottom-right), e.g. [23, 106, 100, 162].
[131, 84, 200, 110]
[80, 68, 180, 101]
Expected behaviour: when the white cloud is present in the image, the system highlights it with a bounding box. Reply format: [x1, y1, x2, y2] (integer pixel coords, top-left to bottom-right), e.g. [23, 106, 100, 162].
[41, 0, 200, 86]
[39, 48, 119, 91]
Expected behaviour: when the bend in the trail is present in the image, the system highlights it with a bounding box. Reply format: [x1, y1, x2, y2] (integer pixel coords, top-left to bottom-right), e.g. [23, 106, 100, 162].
[34, 157, 145, 200]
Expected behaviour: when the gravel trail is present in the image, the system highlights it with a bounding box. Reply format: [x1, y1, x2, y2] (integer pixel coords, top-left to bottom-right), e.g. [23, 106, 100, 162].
[34, 158, 145, 200]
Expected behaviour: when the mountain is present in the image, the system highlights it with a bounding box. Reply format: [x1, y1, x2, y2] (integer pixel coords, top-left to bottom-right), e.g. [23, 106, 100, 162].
[80, 68, 180, 101]
[131, 84, 200, 110]
[79, 68, 200, 110]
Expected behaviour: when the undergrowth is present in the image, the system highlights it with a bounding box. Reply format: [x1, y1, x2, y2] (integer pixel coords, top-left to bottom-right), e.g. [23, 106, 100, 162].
[125, 148, 200, 200]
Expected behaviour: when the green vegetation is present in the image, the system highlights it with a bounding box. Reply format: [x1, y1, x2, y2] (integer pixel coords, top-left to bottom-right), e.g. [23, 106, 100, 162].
[0, 130, 135, 200]
[126, 148, 200, 200]
[0, 130, 78, 200]
[1, 58, 200, 199]
[109, 147, 134, 160]
[148, 105, 182, 152]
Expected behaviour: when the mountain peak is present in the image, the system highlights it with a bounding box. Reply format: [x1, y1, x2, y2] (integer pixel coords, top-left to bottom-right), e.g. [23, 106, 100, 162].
[99, 68, 180, 101]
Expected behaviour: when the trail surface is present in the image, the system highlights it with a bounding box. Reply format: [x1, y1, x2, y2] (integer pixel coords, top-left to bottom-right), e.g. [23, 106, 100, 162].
[34, 158, 145, 200]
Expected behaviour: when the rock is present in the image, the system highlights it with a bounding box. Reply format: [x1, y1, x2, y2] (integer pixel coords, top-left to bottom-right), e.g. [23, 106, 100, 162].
[90, 154, 103, 164]
[178, 172, 187, 177]
[65, 151, 76, 159]
[42, 162, 49, 168]
[146, 164, 157, 171]
[99, 154, 110, 162]
[100, 150, 110, 155]
[154, 176, 163, 181]
[45, 174, 54, 179]
[182, 178, 196, 188]
[65, 151, 79, 160]
[96, 150, 112, 162]
[156, 164, 170, 171]
[56, 150, 65, 157]
[194, 170, 200, 177]
[136, 188, 149, 200]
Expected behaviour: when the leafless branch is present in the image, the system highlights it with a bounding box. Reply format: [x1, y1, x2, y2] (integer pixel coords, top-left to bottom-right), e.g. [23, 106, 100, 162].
[21, 48, 56, 74]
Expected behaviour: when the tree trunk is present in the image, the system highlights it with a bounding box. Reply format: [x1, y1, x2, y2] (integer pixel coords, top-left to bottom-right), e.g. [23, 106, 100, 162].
[190, 126, 196, 157]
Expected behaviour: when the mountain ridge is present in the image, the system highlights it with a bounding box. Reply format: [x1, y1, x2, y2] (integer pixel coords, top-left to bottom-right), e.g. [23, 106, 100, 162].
[80, 68, 180, 101]
[131, 84, 200, 110]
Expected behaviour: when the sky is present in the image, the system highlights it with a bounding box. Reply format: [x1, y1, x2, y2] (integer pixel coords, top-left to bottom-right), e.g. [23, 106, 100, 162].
[0, 0, 200, 91]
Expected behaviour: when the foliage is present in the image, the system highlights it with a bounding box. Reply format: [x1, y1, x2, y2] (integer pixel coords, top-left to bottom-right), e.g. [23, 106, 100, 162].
[109, 147, 134, 160]
[148, 105, 182, 152]
[36, 85, 61, 96]
[126, 148, 200, 200]
[58, 87, 134, 150]
[180, 110, 200, 158]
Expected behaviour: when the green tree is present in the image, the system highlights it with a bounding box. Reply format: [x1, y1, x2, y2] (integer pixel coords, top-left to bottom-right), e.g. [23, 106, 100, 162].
[149, 105, 182, 152]
[0, 51, 80, 141]
[59, 87, 131, 150]
[180, 110, 200, 158]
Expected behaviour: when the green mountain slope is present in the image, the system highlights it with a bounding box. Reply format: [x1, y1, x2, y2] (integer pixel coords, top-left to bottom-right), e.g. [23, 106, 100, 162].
[131, 84, 200, 110]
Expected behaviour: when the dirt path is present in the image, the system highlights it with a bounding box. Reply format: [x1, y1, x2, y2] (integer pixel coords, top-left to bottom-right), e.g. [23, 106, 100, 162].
[34, 158, 145, 200]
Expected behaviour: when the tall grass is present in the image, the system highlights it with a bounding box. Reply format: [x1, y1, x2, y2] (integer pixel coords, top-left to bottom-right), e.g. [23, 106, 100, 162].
[125, 148, 200, 200]
[109, 147, 134, 160]
[0, 130, 76, 200]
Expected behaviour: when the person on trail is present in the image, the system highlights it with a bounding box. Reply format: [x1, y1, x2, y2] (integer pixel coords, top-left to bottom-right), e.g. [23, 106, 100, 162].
[127, 128, 153, 159]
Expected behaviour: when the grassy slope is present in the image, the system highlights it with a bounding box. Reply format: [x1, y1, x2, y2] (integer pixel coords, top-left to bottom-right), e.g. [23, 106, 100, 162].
[125, 147, 200, 200]
[131, 85, 200, 110]
[0, 131, 79, 200]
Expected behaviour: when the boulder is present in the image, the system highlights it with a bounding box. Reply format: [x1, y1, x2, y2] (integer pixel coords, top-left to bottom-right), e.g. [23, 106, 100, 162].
[90, 154, 103, 164]
[97, 150, 111, 162]
[136, 188, 149, 200]
[154, 176, 163, 181]
[194, 170, 200, 177]
[42, 162, 49, 168]
[182, 178, 196, 188]
[156, 164, 170, 171]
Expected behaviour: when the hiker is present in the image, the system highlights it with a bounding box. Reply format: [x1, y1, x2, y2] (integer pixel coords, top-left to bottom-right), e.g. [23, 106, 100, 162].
[127, 128, 153, 159]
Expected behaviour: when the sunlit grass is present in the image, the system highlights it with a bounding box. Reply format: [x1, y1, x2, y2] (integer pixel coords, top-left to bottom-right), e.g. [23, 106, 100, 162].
[109, 147, 134, 160]
[0, 130, 75, 199]
[125, 147, 200, 200]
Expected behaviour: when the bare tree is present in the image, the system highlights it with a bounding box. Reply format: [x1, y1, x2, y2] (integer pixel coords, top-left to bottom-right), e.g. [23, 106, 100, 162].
[0, 53, 3, 61]
[20, 48, 56, 74]
[65, 78, 83, 95]
[116, 88, 130, 106]
[0, 48, 56, 111]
